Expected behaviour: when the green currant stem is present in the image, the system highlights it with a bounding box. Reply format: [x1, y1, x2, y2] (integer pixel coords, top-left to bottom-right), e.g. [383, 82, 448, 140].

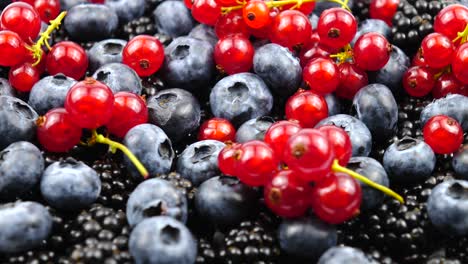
[331, 159, 405, 204]
[452, 24, 468, 45]
[221, 0, 351, 15]
[330, 44, 354, 64]
[434, 65, 451, 80]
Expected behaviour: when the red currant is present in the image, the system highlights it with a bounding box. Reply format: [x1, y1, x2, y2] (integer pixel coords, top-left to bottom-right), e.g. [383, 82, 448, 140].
[184, 0, 193, 9]
[46, 41, 88, 80]
[248, 7, 279, 39]
[353, 32, 391, 71]
[452, 43, 468, 84]
[433, 73, 465, 99]
[237, 140, 279, 187]
[369, 0, 399, 26]
[421, 33, 455, 69]
[335, 62, 368, 99]
[412, 49, 427, 67]
[0, 2, 41, 42]
[8, 62, 40, 92]
[217, 0, 237, 5]
[269, 10, 312, 49]
[402, 66, 435, 97]
[434, 4, 468, 46]
[423, 115, 464, 154]
[214, 35, 254, 75]
[264, 120, 302, 159]
[318, 125, 352, 166]
[122, 35, 164, 77]
[0, 30, 27, 66]
[107, 92, 148, 138]
[215, 10, 250, 39]
[285, 90, 328, 128]
[34, 0, 60, 22]
[283, 2, 316, 15]
[242, 0, 270, 29]
[303, 57, 339, 95]
[191, 0, 221, 26]
[218, 142, 242, 176]
[317, 8, 357, 49]
[299, 43, 330, 67]
[198, 117, 236, 142]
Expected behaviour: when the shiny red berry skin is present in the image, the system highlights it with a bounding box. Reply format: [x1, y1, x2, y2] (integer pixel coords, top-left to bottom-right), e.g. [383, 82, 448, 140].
[310, 172, 362, 224]
[215, 10, 250, 39]
[452, 43, 468, 85]
[237, 140, 279, 187]
[218, 143, 242, 176]
[243, 0, 270, 29]
[184, 0, 193, 9]
[303, 57, 339, 95]
[264, 120, 302, 159]
[13, 0, 35, 5]
[217, 0, 237, 5]
[34, 0, 60, 22]
[248, 7, 279, 39]
[318, 125, 352, 166]
[285, 90, 328, 128]
[353, 32, 391, 71]
[37, 108, 82, 153]
[107, 92, 148, 138]
[198, 117, 236, 142]
[412, 49, 427, 67]
[269, 10, 312, 49]
[214, 35, 254, 75]
[191, 0, 221, 26]
[0, 2, 41, 42]
[299, 43, 330, 67]
[335, 62, 368, 99]
[317, 8, 357, 49]
[402, 66, 435, 97]
[283, 2, 316, 15]
[46, 41, 88, 80]
[434, 4, 468, 46]
[264, 170, 312, 218]
[369, 0, 399, 26]
[65, 78, 114, 129]
[423, 115, 464, 154]
[0, 30, 27, 66]
[433, 73, 465, 99]
[122, 35, 164, 77]
[283, 129, 334, 182]
[421, 33, 455, 69]
[8, 62, 40, 92]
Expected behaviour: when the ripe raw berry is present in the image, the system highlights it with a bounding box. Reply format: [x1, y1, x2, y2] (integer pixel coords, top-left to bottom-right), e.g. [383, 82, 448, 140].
[269, 10, 312, 49]
[8, 62, 40, 92]
[264, 120, 302, 159]
[353, 32, 391, 71]
[299, 44, 330, 67]
[310, 172, 362, 224]
[214, 35, 254, 75]
[285, 90, 328, 128]
[217, 0, 237, 6]
[369, 0, 399, 26]
[191, 0, 221, 26]
[184, 0, 193, 9]
[242, 0, 270, 29]
[0, 30, 28, 66]
[198, 117, 236, 142]
[248, 7, 279, 39]
[318, 125, 352, 166]
[423, 115, 464, 154]
[283, 129, 334, 182]
[34, 0, 60, 23]
[37, 107, 82, 153]
[237, 140, 279, 187]
[317, 8, 357, 49]
[122, 35, 164, 77]
[0, 2, 41, 42]
[452, 43, 468, 84]
[433, 73, 466, 98]
[215, 10, 250, 39]
[65, 78, 114, 129]
[283, 2, 316, 15]
[218, 142, 242, 176]
[335, 62, 368, 100]
[106, 92, 148, 138]
[434, 4, 468, 46]
[421, 33, 455, 69]
[303, 57, 339, 95]
[412, 50, 427, 67]
[46, 41, 88, 80]
[264, 170, 312, 218]
[403, 66, 435, 97]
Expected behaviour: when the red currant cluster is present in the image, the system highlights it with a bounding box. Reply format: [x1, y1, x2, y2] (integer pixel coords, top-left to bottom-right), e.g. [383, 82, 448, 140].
[403, 4, 468, 98]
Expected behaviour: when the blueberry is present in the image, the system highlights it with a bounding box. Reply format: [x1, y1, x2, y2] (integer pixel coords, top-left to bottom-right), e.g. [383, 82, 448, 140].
[129, 216, 197, 264]
[210, 73, 273, 126]
[0, 141, 44, 198]
[0, 202, 52, 253]
[28, 74, 77, 115]
[453, 145, 468, 178]
[188, 24, 218, 47]
[253, 43, 302, 96]
[162, 36, 214, 91]
[176, 140, 225, 186]
[123, 124, 175, 177]
[352, 19, 391, 46]
[347, 157, 390, 210]
[383, 137, 436, 183]
[40, 158, 101, 211]
[147, 88, 201, 142]
[316, 114, 373, 157]
[60, 0, 87, 10]
[0, 96, 38, 150]
[325, 93, 341, 116]
[313, 0, 354, 15]
[427, 180, 468, 235]
[0, 77, 15, 97]
[235, 116, 274, 143]
[420, 94, 468, 131]
[318, 246, 374, 264]
[92, 63, 142, 94]
[278, 217, 337, 260]
[105, 0, 145, 24]
[195, 176, 258, 227]
[88, 39, 127, 72]
[126, 178, 188, 227]
[153, 1, 195, 38]
[64, 4, 119, 42]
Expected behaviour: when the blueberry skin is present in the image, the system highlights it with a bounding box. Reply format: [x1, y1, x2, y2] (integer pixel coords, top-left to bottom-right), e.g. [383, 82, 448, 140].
[352, 83, 398, 140]
[347, 157, 390, 210]
[210, 73, 273, 126]
[351, 19, 391, 46]
[163, 36, 214, 91]
[60, 0, 87, 10]
[195, 176, 258, 227]
[105, 0, 145, 24]
[126, 178, 188, 227]
[28, 74, 77, 115]
[453, 145, 468, 178]
[0, 142, 44, 198]
[427, 180, 468, 235]
[316, 114, 373, 157]
[0, 202, 52, 253]
[325, 93, 341, 116]
[88, 39, 127, 72]
[176, 140, 225, 186]
[383, 137, 436, 183]
[0, 96, 38, 150]
[236, 116, 274, 143]
[129, 216, 197, 264]
[153, 1, 195, 38]
[278, 217, 337, 260]
[254, 43, 302, 96]
[0, 78, 15, 97]
[188, 24, 218, 47]
[313, 0, 354, 15]
[123, 124, 175, 177]
[147, 88, 201, 142]
[40, 158, 101, 211]
[420, 94, 468, 131]
[92, 63, 142, 94]
[64, 4, 119, 42]
[318, 246, 374, 264]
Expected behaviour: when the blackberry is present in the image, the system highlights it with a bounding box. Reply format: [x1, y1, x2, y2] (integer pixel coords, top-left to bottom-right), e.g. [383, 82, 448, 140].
[120, 16, 157, 40]
[396, 95, 432, 139]
[352, 0, 372, 22]
[52, 26, 96, 51]
[447, 237, 468, 263]
[141, 74, 166, 97]
[158, 172, 197, 203]
[196, 237, 219, 264]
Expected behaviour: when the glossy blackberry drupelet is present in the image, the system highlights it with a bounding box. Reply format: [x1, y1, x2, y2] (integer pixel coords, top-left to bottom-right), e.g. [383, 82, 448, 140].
[92, 63, 143, 94]
[159, 172, 197, 204]
[235, 116, 275, 143]
[121, 16, 157, 40]
[28, 74, 77, 115]
[352, 0, 371, 22]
